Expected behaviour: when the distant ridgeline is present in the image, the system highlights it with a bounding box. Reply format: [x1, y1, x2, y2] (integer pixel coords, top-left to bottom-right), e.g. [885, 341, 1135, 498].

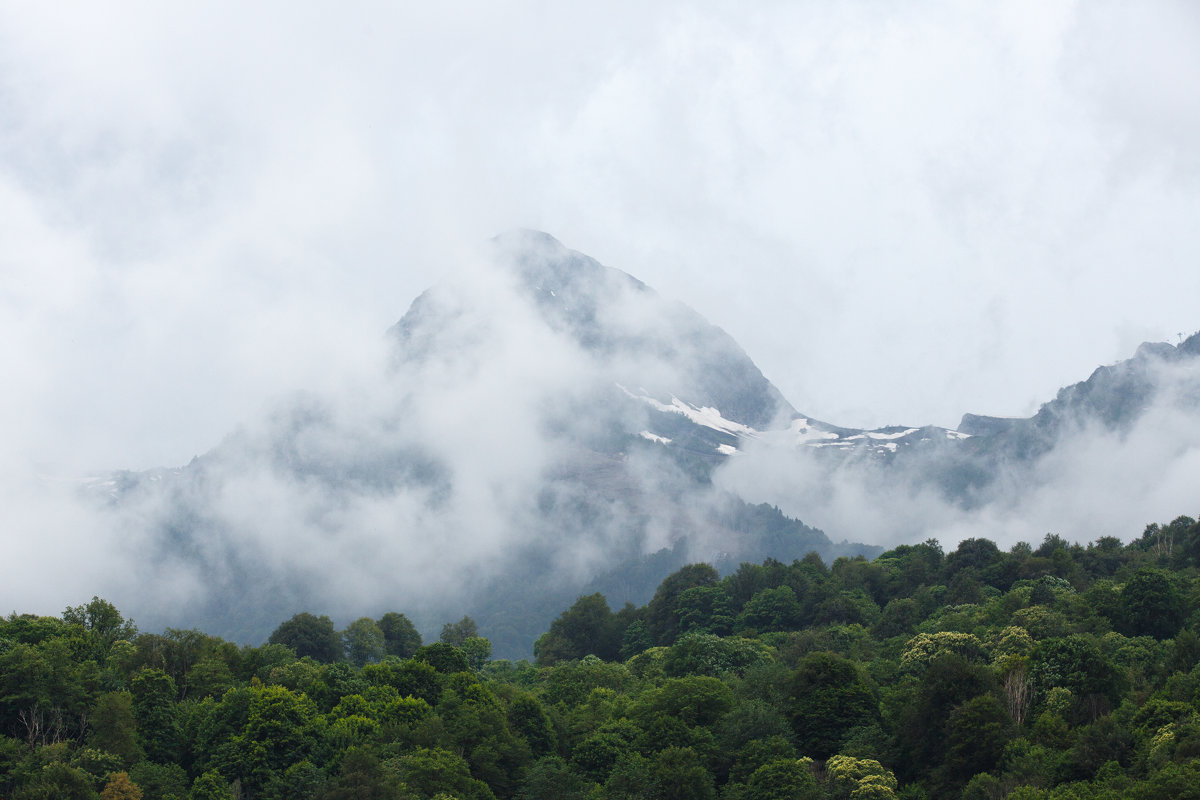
[4, 513, 1200, 799]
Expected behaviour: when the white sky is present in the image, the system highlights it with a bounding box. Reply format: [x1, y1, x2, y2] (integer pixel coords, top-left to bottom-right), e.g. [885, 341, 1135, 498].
[3, 1, 1200, 474]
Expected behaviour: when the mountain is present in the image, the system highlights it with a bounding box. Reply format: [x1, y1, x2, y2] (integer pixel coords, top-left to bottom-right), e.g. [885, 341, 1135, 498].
[776, 330, 1200, 506]
[86, 231, 1199, 656]
[92, 231, 870, 657]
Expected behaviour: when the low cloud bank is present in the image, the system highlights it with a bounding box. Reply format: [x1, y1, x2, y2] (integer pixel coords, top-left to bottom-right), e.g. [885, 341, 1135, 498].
[717, 355, 1200, 552]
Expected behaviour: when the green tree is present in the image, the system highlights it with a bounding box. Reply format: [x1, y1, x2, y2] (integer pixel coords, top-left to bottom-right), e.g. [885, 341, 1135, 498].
[895, 653, 992, 781]
[361, 657, 442, 705]
[737, 586, 802, 633]
[620, 620, 653, 660]
[322, 747, 405, 800]
[605, 752, 656, 800]
[396, 747, 496, 800]
[129, 668, 180, 763]
[377, 612, 422, 659]
[461, 637, 492, 671]
[440, 616, 479, 647]
[654, 746, 715, 800]
[415, 642, 471, 674]
[872, 598, 921, 639]
[941, 695, 1012, 789]
[788, 652, 877, 759]
[676, 586, 735, 636]
[88, 691, 142, 766]
[1030, 635, 1122, 719]
[185, 657, 236, 701]
[826, 755, 897, 799]
[240, 684, 319, 780]
[127, 761, 188, 800]
[534, 593, 622, 664]
[646, 564, 720, 645]
[746, 758, 822, 800]
[660, 632, 768, 678]
[1118, 568, 1185, 640]
[0, 637, 92, 747]
[268, 613, 342, 663]
[188, 769, 234, 800]
[14, 762, 100, 800]
[508, 693, 555, 756]
[641, 676, 733, 729]
[343, 618, 386, 667]
[71, 748, 124, 790]
[62, 597, 137, 660]
[517, 756, 594, 800]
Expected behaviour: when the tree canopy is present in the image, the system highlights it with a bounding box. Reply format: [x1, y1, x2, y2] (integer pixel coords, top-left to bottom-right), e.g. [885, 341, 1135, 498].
[3, 512, 1200, 799]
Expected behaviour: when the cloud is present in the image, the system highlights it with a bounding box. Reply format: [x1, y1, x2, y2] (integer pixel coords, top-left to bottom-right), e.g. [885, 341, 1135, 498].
[2, 3, 1199, 634]
[715, 351, 1200, 551]
[14, 243, 718, 641]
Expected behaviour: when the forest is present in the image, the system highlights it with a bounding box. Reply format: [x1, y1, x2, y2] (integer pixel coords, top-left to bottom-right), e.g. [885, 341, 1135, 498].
[3, 513, 1200, 799]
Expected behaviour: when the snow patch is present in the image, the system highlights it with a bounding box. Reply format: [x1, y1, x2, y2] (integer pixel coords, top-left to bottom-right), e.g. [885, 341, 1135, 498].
[846, 428, 919, 441]
[617, 384, 757, 437]
[788, 417, 840, 445]
[716, 443, 738, 455]
[639, 431, 672, 445]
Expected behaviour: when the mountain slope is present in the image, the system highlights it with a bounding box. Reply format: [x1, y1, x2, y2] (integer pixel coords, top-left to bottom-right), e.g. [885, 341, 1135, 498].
[91, 231, 866, 657]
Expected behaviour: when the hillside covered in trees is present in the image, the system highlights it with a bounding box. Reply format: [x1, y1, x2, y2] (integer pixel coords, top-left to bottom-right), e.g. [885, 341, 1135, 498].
[4, 514, 1200, 799]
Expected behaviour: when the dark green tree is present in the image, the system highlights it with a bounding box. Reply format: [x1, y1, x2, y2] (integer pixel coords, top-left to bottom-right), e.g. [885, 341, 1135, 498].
[376, 612, 422, 659]
[534, 593, 622, 665]
[414, 642, 471, 674]
[268, 613, 342, 663]
[127, 762, 188, 800]
[1118, 568, 1185, 640]
[1030, 635, 1122, 719]
[675, 586, 735, 636]
[343, 618, 386, 667]
[619, 620, 653, 660]
[517, 756, 594, 800]
[940, 695, 1013, 790]
[440, 616, 479, 647]
[396, 747, 496, 800]
[322, 747, 404, 800]
[14, 762, 99, 800]
[788, 651, 877, 759]
[653, 746, 715, 800]
[129, 668, 180, 763]
[88, 691, 142, 766]
[646, 563, 720, 645]
[736, 585, 802, 633]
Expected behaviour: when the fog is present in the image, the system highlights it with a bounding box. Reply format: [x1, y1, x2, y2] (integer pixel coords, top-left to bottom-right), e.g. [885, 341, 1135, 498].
[3, 240, 728, 642]
[2, 4, 1199, 634]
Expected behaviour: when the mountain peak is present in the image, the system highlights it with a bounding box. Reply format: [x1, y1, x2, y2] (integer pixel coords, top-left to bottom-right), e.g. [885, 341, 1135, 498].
[392, 231, 794, 431]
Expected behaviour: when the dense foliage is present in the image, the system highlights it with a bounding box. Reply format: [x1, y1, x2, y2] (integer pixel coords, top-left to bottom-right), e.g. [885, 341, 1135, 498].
[3, 514, 1200, 798]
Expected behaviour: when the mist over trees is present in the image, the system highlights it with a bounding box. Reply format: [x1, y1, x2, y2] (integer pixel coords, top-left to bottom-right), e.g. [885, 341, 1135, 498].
[3, 514, 1200, 798]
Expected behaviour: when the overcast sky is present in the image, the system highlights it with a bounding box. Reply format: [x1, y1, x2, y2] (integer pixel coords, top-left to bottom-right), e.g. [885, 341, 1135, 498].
[3, 1, 1199, 475]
